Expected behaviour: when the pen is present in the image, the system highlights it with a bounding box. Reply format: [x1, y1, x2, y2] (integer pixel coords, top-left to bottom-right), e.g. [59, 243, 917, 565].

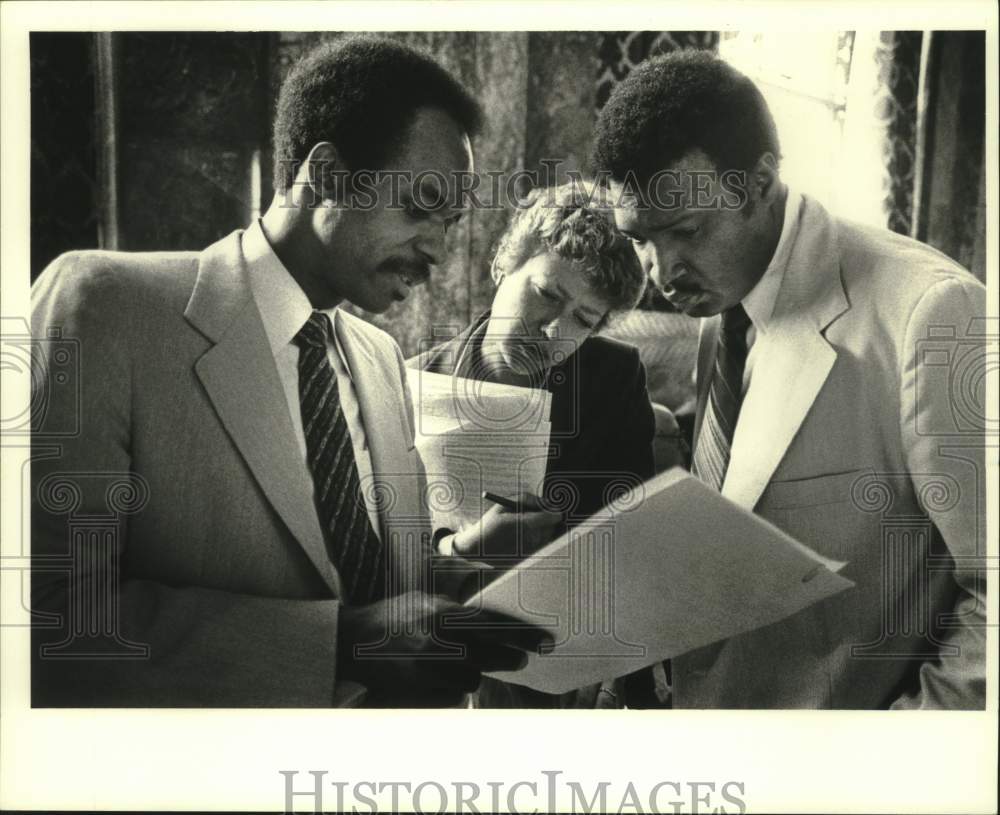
[482, 490, 521, 511]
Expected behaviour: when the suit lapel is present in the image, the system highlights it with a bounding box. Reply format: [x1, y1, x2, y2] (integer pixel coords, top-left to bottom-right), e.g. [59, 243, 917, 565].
[185, 232, 340, 596]
[717, 196, 850, 510]
[723, 321, 836, 509]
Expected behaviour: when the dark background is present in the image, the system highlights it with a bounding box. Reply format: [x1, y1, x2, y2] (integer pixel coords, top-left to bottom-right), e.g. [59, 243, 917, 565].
[30, 31, 986, 357]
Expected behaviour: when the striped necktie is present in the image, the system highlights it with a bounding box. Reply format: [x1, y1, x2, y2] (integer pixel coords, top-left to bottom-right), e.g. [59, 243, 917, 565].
[294, 311, 384, 605]
[691, 304, 753, 492]
[625, 305, 754, 709]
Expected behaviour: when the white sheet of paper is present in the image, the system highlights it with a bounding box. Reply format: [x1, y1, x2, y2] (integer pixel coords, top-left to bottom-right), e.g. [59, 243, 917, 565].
[407, 368, 552, 434]
[418, 428, 552, 529]
[407, 369, 552, 529]
[469, 468, 854, 694]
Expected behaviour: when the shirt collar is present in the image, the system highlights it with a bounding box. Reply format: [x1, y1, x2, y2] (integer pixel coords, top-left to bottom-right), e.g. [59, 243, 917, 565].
[741, 185, 802, 332]
[242, 219, 352, 380]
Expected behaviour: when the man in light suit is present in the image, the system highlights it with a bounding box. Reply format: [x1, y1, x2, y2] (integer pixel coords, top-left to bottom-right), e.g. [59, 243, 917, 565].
[592, 51, 987, 708]
[30, 37, 553, 708]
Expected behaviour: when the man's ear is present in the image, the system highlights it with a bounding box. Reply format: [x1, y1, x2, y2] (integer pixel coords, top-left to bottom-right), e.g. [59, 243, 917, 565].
[303, 141, 346, 204]
[750, 152, 780, 203]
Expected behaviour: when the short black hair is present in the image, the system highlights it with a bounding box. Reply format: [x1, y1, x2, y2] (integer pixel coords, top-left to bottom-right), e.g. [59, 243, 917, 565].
[273, 36, 484, 192]
[591, 50, 780, 186]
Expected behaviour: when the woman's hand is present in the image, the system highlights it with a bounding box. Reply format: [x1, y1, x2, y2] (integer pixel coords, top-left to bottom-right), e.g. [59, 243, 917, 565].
[452, 492, 562, 559]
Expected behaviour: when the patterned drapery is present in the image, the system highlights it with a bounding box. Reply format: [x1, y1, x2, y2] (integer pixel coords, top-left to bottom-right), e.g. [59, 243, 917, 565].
[596, 31, 719, 111]
[871, 31, 924, 236]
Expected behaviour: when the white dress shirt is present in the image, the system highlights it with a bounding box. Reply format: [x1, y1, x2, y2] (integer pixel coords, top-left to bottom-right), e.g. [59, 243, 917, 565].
[739, 185, 803, 393]
[242, 220, 383, 539]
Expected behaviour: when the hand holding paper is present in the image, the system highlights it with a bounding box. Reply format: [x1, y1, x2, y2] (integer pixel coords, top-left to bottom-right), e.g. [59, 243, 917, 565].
[465, 468, 854, 694]
[451, 492, 562, 559]
[407, 368, 553, 532]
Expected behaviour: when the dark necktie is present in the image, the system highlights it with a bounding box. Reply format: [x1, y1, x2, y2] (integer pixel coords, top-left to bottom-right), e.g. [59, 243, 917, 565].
[691, 304, 753, 492]
[294, 311, 384, 605]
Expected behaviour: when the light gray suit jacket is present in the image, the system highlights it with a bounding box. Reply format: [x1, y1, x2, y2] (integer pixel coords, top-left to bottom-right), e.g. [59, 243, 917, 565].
[31, 229, 436, 707]
[675, 195, 988, 709]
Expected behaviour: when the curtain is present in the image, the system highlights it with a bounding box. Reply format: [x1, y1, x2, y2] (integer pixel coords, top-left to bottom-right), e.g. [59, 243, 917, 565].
[596, 31, 719, 111]
[842, 30, 985, 280]
[913, 31, 987, 280]
[879, 31, 924, 236]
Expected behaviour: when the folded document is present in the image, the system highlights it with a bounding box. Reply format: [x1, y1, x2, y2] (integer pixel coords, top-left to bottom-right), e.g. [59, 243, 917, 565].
[466, 468, 854, 694]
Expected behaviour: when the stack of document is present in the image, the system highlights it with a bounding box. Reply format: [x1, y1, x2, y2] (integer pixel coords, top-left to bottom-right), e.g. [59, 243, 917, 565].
[406, 369, 553, 531]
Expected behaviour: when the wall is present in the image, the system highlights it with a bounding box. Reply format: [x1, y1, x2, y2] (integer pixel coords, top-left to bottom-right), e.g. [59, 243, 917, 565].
[29, 30, 989, 353]
[270, 32, 604, 355]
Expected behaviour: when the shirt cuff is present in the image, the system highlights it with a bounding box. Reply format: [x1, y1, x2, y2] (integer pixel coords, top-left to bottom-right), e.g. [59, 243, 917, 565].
[432, 526, 457, 556]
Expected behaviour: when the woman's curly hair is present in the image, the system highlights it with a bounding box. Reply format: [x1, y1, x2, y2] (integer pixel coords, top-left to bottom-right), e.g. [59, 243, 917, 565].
[490, 182, 646, 319]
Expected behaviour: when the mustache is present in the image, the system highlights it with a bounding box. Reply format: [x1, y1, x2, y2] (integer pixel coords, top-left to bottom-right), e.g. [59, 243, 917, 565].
[381, 258, 431, 282]
[661, 280, 704, 300]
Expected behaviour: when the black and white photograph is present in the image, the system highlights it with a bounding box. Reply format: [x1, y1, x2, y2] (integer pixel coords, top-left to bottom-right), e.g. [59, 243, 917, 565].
[1, 2, 997, 813]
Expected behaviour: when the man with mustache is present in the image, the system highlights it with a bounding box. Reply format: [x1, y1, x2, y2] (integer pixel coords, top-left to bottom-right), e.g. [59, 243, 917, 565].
[592, 51, 986, 709]
[31, 36, 555, 708]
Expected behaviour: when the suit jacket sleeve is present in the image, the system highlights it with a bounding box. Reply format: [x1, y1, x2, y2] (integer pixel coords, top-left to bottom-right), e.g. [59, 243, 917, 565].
[30, 256, 362, 707]
[891, 276, 987, 709]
